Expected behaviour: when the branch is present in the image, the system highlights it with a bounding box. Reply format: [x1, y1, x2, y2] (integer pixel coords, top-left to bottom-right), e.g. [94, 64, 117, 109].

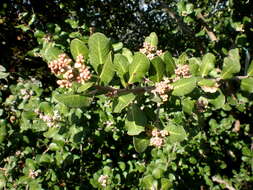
[196, 13, 218, 42]
[212, 176, 236, 190]
[87, 85, 155, 96]
[86, 76, 251, 96]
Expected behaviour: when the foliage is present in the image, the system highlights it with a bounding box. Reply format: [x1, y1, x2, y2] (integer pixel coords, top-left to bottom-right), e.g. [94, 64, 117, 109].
[0, 0, 253, 189]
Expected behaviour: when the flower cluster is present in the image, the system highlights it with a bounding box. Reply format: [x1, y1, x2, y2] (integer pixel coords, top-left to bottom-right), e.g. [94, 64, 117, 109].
[173, 64, 191, 82]
[20, 89, 34, 100]
[196, 97, 209, 113]
[28, 169, 39, 179]
[98, 175, 109, 187]
[139, 42, 163, 59]
[49, 54, 91, 88]
[151, 77, 173, 102]
[35, 109, 61, 127]
[150, 128, 169, 148]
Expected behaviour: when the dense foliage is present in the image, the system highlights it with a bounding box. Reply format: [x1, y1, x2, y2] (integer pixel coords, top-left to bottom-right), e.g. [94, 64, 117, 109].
[0, 0, 253, 189]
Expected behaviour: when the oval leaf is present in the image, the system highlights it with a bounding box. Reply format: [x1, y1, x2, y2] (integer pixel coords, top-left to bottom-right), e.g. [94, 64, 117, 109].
[145, 32, 158, 47]
[99, 52, 115, 85]
[161, 51, 176, 76]
[70, 39, 89, 61]
[199, 53, 216, 77]
[165, 123, 187, 143]
[128, 53, 150, 84]
[240, 78, 253, 93]
[150, 56, 165, 82]
[88, 33, 111, 72]
[54, 94, 91, 108]
[114, 54, 129, 78]
[172, 77, 197, 96]
[113, 93, 135, 113]
[247, 60, 253, 76]
[133, 135, 149, 153]
[44, 46, 63, 62]
[125, 104, 147, 136]
[221, 48, 241, 79]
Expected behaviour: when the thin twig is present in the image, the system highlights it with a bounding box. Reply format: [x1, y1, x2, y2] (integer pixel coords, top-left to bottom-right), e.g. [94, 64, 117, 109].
[196, 13, 218, 42]
[212, 176, 236, 190]
[87, 76, 251, 96]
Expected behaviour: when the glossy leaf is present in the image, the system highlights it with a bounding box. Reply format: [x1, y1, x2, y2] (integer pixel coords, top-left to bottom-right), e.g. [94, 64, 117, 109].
[188, 57, 200, 76]
[161, 51, 176, 76]
[125, 104, 147, 136]
[44, 46, 63, 62]
[161, 178, 172, 190]
[221, 48, 241, 79]
[199, 53, 216, 77]
[70, 39, 89, 61]
[240, 78, 253, 93]
[172, 77, 197, 96]
[165, 123, 187, 143]
[128, 52, 150, 84]
[142, 175, 155, 189]
[54, 94, 91, 108]
[133, 134, 149, 153]
[77, 82, 94, 93]
[99, 52, 115, 85]
[113, 93, 135, 113]
[182, 98, 195, 114]
[88, 32, 111, 72]
[145, 32, 158, 47]
[149, 56, 165, 82]
[247, 60, 253, 76]
[209, 91, 225, 109]
[114, 54, 129, 78]
[122, 48, 133, 63]
[112, 42, 123, 52]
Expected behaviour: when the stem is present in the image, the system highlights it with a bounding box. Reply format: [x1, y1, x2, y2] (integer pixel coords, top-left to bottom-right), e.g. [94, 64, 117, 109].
[87, 76, 252, 96]
[196, 13, 218, 42]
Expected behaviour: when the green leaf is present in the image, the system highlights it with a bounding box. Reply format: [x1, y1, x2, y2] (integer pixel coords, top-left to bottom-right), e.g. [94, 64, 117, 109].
[39, 102, 52, 114]
[122, 48, 133, 63]
[152, 168, 164, 179]
[198, 79, 216, 87]
[0, 120, 7, 143]
[77, 82, 94, 93]
[165, 123, 187, 143]
[247, 60, 253, 76]
[182, 98, 195, 114]
[114, 54, 129, 78]
[161, 51, 176, 76]
[172, 77, 197, 96]
[161, 178, 172, 190]
[241, 78, 253, 93]
[70, 39, 89, 61]
[188, 57, 200, 76]
[221, 48, 241, 79]
[209, 91, 225, 109]
[113, 93, 135, 113]
[142, 175, 155, 189]
[145, 32, 158, 47]
[128, 52, 150, 84]
[199, 53, 216, 77]
[150, 56, 165, 82]
[44, 46, 63, 62]
[54, 94, 91, 108]
[88, 32, 111, 72]
[133, 134, 149, 153]
[112, 42, 123, 52]
[0, 72, 9, 79]
[99, 52, 115, 85]
[125, 104, 147, 136]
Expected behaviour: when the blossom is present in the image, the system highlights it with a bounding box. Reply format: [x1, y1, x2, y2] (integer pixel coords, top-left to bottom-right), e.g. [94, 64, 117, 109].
[98, 175, 108, 187]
